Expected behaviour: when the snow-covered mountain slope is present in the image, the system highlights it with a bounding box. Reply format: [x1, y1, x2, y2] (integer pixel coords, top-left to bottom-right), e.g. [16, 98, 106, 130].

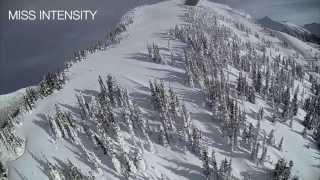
[283, 22, 311, 35]
[2, 0, 320, 180]
[258, 16, 320, 45]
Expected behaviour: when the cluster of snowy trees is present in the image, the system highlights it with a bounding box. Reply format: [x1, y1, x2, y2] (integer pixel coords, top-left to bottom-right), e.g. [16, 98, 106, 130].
[166, 6, 306, 179]
[76, 75, 151, 179]
[172, 3, 308, 147]
[47, 75, 149, 179]
[23, 87, 39, 111]
[0, 123, 23, 179]
[21, 71, 66, 113]
[47, 105, 77, 142]
[234, 22, 252, 34]
[0, 123, 24, 156]
[303, 93, 320, 130]
[201, 148, 240, 180]
[149, 80, 241, 180]
[39, 71, 67, 97]
[271, 158, 295, 180]
[172, 6, 305, 123]
[147, 43, 163, 64]
[236, 72, 256, 103]
[47, 160, 94, 180]
[171, 7, 255, 156]
[150, 81, 192, 148]
[149, 80, 193, 149]
[303, 80, 320, 147]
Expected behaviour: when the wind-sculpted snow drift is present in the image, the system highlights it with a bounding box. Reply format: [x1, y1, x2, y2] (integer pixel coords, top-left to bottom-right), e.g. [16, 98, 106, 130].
[1, 0, 320, 180]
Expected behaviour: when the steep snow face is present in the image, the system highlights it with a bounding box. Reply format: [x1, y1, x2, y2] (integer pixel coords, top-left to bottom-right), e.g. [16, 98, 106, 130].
[5, 0, 320, 180]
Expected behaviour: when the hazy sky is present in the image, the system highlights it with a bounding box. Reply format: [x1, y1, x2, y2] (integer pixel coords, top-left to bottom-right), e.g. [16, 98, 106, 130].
[218, 0, 320, 24]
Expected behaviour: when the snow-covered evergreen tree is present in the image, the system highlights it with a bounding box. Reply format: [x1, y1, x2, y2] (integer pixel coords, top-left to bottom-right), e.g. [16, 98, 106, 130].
[0, 162, 7, 180]
[272, 158, 294, 180]
[267, 129, 275, 146]
[201, 147, 211, 179]
[278, 137, 284, 151]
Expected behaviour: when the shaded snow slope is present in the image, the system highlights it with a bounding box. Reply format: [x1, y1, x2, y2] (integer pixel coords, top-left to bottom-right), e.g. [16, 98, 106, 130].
[5, 0, 320, 180]
[258, 16, 320, 45]
[304, 23, 320, 37]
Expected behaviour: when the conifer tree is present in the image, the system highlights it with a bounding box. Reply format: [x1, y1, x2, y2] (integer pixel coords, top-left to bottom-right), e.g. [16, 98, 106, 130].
[267, 129, 275, 146]
[260, 146, 268, 163]
[272, 158, 294, 180]
[291, 87, 299, 116]
[254, 70, 262, 93]
[0, 161, 7, 179]
[191, 128, 202, 155]
[278, 137, 284, 151]
[282, 88, 291, 119]
[202, 147, 211, 179]
[302, 127, 307, 138]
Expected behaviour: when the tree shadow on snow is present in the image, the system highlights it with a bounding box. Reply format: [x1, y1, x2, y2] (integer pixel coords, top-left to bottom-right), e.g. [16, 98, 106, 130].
[27, 149, 52, 178]
[13, 167, 29, 180]
[154, 31, 172, 42]
[160, 156, 204, 180]
[74, 89, 99, 98]
[34, 114, 54, 140]
[147, 67, 186, 86]
[311, 152, 320, 169]
[240, 167, 269, 180]
[178, 88, 206, 108]
[58, 103, 82, 119]
[127, 52, 152, 63]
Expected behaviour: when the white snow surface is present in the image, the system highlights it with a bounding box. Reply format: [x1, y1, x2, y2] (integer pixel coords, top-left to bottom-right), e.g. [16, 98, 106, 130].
[4, 0, 320, 180]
